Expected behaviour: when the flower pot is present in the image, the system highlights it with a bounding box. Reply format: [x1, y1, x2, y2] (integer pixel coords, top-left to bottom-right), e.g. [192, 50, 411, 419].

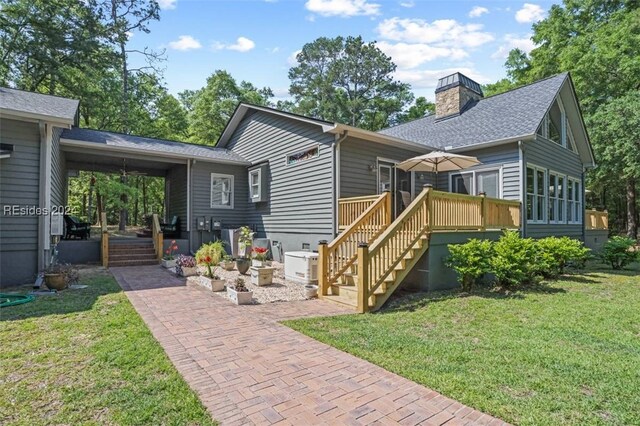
[179, 266, 198, 277]
[236, 258, 250, 275]
[44, 274, 67, 291]
[199, 276, 226, 292]
[304, 284, 318, 299]
[250, 266, 274, 286]
[162, 259, 177, 269]
[227, 287, 253, 305]
[221, 261, 235, 271]
[251, 259, 265, 268]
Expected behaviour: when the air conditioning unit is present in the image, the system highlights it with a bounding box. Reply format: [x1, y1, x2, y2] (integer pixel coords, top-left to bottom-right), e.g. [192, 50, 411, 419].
[284, 251, 318, 284]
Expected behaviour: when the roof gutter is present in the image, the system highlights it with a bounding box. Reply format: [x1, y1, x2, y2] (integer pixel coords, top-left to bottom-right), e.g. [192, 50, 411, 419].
[0, 108, 74, 127]
[331, 124, 436, 152]
[59, 138, 252, 166]
[446, 133, 537, 153]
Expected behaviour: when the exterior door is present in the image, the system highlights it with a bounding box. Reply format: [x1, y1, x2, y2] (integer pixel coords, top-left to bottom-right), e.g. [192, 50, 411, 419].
[378, 160, 410, 218]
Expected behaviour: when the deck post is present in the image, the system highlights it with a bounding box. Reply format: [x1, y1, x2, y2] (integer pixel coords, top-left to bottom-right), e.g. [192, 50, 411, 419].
[383, 190, 392, 225]
[479, 192, 487, 231]
[423, 184, 433, 229]
[357, 242, 369, 314]
[318, 240, 328, 298]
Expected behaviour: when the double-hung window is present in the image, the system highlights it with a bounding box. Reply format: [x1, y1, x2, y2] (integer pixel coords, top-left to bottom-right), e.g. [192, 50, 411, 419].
[567, 178, 582, 224]
[210, 173, 234, 209]
[526, 165, 547, 223]
[451, 168, 500, 198]
[249, 169, 261, 200]
[548, 172, 565, 223]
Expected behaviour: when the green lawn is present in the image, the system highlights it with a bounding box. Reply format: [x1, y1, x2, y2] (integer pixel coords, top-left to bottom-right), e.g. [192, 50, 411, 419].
[0, 270, 215, 426]
[285, 263, 640, 426]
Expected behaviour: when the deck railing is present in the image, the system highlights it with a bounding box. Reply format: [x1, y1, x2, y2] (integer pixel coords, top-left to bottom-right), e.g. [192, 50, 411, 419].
[318, 192, 391, 297]
[100, 212, 108, 267]
[586, 209, 608, 230]
[338, 194, 383, 231]
[152, 214, 164, 260]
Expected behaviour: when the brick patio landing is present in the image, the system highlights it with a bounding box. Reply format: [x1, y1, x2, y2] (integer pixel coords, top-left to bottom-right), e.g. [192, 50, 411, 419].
[111, 266, 508, 426]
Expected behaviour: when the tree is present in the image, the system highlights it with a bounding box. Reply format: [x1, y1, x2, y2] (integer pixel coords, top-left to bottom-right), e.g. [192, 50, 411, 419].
[398, 97, 435, 123]
[288, 36, 413, 131]
[188, 70, 272, 145]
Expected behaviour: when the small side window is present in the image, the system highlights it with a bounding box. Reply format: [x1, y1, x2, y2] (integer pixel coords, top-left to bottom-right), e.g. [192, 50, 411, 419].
[248, 163, 268, 203]
[249, 169, 261, 200]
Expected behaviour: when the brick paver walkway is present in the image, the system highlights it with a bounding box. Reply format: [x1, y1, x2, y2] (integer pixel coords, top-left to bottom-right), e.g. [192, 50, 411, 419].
[112, 266, 508, 426]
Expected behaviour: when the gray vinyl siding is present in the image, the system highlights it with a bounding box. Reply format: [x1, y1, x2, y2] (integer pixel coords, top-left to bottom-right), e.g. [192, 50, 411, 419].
[445, 143, 520, 200]
[189, 161, 248, 251]
[226, 110, 335, 241]
[339, 136, 426, 198]
[50, 126, 67, 207]
[0, 118, 41, 285]
[523, 136, 584, 238]
[167, 164, 188, 236]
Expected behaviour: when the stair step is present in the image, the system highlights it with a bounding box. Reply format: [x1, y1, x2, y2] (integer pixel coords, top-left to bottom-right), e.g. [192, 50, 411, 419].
[108, 259, 159, 267]
[109, 253, 157, 261]
[109, 247, 156, 253]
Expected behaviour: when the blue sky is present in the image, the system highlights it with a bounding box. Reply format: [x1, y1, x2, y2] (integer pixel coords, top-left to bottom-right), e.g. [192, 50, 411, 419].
[129, 0, 554, 101]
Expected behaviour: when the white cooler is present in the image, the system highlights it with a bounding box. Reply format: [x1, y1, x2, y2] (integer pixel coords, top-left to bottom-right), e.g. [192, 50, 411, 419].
[284, 251, 318, 284]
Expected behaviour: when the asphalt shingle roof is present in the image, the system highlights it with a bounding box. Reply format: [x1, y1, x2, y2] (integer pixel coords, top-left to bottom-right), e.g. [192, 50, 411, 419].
[0, 87, 79, 123]
[61, 128, 249, 164]
[379, 73, 568, 150]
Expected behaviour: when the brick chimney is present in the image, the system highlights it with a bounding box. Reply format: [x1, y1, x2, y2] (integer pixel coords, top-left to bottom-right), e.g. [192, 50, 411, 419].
[435, 72, 483, 119]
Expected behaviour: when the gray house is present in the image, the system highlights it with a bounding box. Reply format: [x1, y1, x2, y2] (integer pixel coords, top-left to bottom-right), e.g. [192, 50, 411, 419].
[0, 71, 600, 288]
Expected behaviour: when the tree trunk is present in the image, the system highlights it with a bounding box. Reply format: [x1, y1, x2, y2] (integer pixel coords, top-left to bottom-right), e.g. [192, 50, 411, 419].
[119, 174, 128, 232]
[627, 178, 637, 239]
[134, 176, 139, 226]
[96, 191, 103, 226]
[143, 178, 148, 216]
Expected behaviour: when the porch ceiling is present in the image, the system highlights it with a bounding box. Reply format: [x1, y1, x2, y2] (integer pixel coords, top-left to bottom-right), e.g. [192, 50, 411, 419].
[64, 149, 184, 177]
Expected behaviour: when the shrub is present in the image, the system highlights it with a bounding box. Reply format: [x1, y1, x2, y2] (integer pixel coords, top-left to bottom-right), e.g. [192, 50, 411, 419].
[600, 236, 638, 269]
[489, 231, 538, 289]
[196, 241, 225, 277]
[535, 237, 591, 277]
[446, 239, 493, 292]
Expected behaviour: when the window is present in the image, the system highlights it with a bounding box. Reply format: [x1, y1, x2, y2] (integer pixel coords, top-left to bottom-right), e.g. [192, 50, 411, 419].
[568, 178, 582, 224]
[526, 165, 547, 223]
[378, 164, 392, 193]
[210, 173, 234, 209]
[451, 169, 500, 198]
[249, 169, 261, 200]
[548, 172, 566, 223]
[287, 146, 318, 166]
[538, 98, 569, 148]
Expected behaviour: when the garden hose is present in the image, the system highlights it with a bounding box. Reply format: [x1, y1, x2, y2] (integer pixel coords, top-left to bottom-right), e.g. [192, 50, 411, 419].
[0, 293, 35, 308]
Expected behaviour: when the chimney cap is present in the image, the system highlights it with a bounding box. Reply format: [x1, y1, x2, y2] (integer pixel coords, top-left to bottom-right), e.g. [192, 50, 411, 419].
[435, 72, 483, 96]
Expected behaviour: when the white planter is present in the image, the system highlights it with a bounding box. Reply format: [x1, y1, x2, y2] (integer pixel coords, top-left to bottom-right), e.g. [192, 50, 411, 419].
[179, 266, 198, 277]
[162, 259, 177, 269]
[252, 259, 266, 267]
[250, 266, 274, 286]
[199, 276, 226, 292]
[227, 287, 253, 305]
[304, 285, 318, 299]
[221, 261, 235, 271]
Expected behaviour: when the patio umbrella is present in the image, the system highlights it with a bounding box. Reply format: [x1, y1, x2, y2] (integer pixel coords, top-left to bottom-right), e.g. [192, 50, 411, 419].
[396, 151, 481, 173]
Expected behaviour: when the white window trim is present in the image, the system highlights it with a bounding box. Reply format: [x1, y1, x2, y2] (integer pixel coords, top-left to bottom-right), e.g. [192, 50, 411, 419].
[448, 166, 503, 198]
[526, 164, 547, 224]
[249, 169, 261, 200]
[210, 173, 234, 209]
[548, 170, 567, 224]
[568, 177, 582, 224]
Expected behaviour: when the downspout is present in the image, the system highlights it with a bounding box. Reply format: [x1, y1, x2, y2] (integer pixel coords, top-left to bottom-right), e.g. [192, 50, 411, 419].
[582, 167, 586, 242]
[37, 122, 53, 270]
[333, 131, 348, 236]
[518, 140, 526, 237]
[187, 159, 192, 252]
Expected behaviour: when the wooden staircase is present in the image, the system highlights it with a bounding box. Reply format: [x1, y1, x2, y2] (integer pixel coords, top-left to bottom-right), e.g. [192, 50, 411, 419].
[320, 187, 521, 313]
[108, 239, 159, 267]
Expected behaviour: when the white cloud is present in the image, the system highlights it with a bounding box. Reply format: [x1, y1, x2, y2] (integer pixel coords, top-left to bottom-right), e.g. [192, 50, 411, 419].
[212, 37, 255, 52]
[399, 1, 414, 8]
[168, 35, 201, 51]
[515, 3, 545, 23]
[267, 47, 281, 53]
[157, 0, 177, 10]
[305, 0, 381, 17]
[377, 18, 494, 48]
[287, 50, 302, 66]
[468, 6, 489, 18]
[394, 67, 490, 91]
[378, 41, 467, 69]
[491, 34, 535, 59]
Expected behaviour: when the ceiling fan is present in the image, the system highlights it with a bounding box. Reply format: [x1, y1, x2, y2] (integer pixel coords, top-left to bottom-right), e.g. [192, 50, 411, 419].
[120, 159, 147, 178]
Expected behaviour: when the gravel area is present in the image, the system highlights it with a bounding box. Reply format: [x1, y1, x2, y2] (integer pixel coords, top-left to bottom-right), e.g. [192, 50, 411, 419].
[183, 261, 317, 304]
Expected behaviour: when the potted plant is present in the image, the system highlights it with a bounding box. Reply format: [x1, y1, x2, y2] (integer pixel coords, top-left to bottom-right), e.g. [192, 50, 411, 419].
[162, 240, 179, 268]
[43, 263, 71, 291]
[304, 285, 319, 299]
[220, 254, 235, 271]
[250, 265, 275, 286]
[251, 246, 269, 267]
[196, 241, 226, 291]
[227, 277, 253, 305]
[235, 226, 253, 274]
[176, 255, 198, 277]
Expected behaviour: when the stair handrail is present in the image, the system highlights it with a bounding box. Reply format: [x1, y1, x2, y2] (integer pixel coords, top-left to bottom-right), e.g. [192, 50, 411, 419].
[100, 212, 108, 267]
[365, 186, 433, 300]
[318, 191, 391, 297]
[152, 214, 163, 261]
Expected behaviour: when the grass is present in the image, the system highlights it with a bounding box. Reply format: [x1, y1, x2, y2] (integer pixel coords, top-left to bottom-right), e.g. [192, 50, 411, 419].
[0, 270, 215, 426]
[285, 263, 640, 426]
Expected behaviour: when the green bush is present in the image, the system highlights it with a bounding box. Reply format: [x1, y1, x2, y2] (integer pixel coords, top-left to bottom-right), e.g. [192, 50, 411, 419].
[600, 236, 638, 269]
[535, 237, 591, 277]
[489, 231, 538, 289]
[446, 239, 493, 292]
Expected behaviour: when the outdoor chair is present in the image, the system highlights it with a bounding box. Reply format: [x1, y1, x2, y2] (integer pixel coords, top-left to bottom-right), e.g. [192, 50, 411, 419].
[160, 216, 180, 238]
[63, 215, 91, 240]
